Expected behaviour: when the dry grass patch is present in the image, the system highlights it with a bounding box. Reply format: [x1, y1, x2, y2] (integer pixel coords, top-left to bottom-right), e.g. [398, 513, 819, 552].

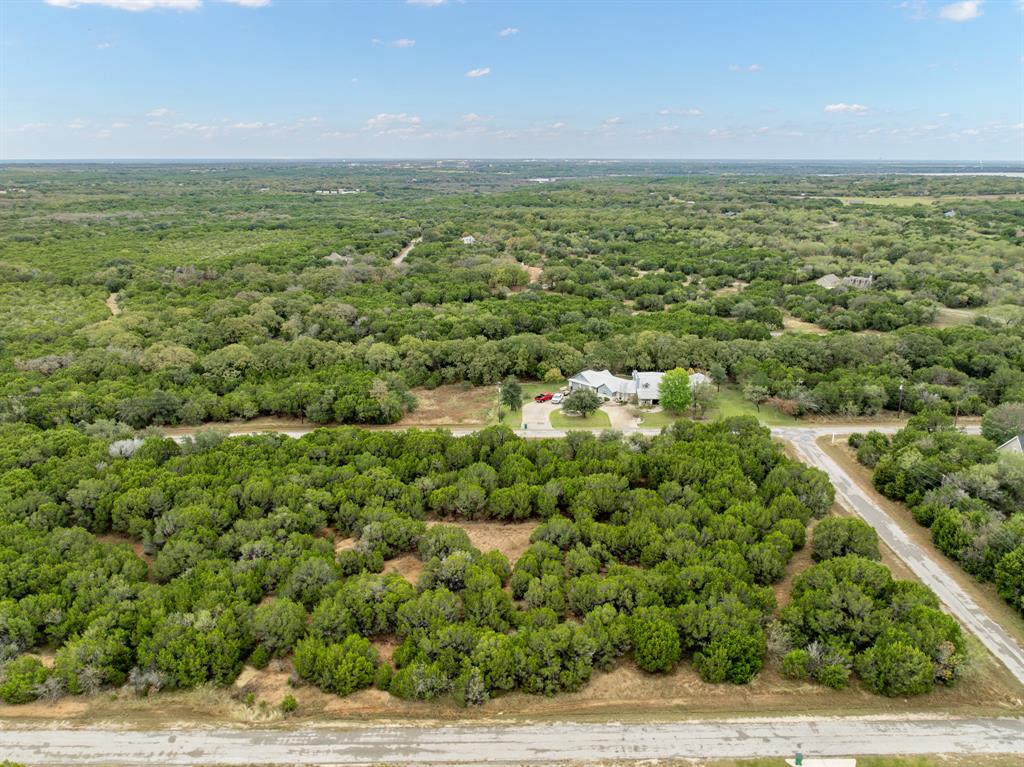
[397, 384, 494, 427]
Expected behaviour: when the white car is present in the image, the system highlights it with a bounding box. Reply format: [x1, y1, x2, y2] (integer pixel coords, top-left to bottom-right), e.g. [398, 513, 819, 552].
[551, 393, 563, 404]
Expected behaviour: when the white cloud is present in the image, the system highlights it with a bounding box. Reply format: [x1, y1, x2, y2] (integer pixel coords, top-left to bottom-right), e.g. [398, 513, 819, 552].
[659, 108, 703, 116]
[68, 118, 88, 129]
[110, 121, 130, 129]
[407, 0, 446, 5]
[146, 107, 172, 118]
[390, 38, 416, 48]
[728, 63, 761, 72]
[465, 67, 491, 78]
[45, 0, 202, 9]
[899, 0, 929, 21]
[365, 113, 421, 129]
[95, 41, 113, 49]
[603, 116, 622, 125]
[938, 1, 982, 21]
[230, 122, 266, 129]
[550, 122, 566, 129]
[937, 112, 951, 118]
[824, 103, 868, 113]
[499, 27, 519, 37]
[462, 113, 492, 122]
[45, 0, 268, 8]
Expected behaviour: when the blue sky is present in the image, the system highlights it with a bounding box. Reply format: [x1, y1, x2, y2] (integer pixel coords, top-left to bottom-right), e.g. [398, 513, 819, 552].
[1, 0, 1022, 160]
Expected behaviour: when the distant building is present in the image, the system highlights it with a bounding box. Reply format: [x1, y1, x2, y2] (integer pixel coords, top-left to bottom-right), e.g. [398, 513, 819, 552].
[997, 434, 1024, 454]
[943, 210, 957, 218]
[324, 252, 352, 264]
[841, 274, 874, 289]
[815, 274, 842, 290]
[461, 235, 477, 245]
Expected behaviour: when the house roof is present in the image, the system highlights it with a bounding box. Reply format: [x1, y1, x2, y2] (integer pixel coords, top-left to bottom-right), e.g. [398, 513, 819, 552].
[633, 371, 664, 399]
[568, 369, 634, 395]
[688, 372, 712, 388]
[997, 434, 1024, 453]
[815, 274, 841, 289]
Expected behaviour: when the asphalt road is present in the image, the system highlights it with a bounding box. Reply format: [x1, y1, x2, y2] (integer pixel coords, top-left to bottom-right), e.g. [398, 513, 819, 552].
[2, 717, 1022, 765]
[775, 425, 1024, 687]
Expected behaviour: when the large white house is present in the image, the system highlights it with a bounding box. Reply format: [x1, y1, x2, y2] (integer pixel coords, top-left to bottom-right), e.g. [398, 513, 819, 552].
[568, 369, 711, 406]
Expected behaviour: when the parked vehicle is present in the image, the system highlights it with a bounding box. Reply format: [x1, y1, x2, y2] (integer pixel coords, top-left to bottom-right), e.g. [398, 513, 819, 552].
[534, 392, 554, 403]
[551, 393, 563, 404]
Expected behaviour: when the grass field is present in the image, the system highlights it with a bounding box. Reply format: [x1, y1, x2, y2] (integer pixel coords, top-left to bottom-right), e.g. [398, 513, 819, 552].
[549, 409, 611, 428]
[708, 387, 800, 426]
[633, 387, 799, 429]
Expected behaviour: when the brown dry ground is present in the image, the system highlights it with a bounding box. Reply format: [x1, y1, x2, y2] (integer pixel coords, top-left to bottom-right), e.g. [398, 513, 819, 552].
[781, 314, 829, 334]
[818, 438, 1024, 644]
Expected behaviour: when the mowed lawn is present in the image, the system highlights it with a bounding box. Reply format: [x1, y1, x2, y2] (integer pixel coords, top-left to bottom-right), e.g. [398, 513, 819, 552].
[550, 409, 611, 429]
[634, 386, 799, 428]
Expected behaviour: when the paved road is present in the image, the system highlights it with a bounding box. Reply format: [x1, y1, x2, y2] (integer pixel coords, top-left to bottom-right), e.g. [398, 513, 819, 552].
[776, 425, 1024, 687]
[2, 717, 1022, 765]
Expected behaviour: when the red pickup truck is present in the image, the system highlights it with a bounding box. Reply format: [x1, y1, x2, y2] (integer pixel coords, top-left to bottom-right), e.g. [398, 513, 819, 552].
[534, 392, 554, 403]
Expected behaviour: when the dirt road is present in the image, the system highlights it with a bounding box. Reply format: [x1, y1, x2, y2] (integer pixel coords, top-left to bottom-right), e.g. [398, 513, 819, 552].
[775, 425, 1024, 687]
[2, 717, 1021, 765]
[391, 236, 422, 266]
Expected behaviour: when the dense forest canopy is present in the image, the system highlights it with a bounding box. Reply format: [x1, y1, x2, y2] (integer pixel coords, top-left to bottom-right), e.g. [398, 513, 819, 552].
[1, 162, 1022, 429]
[0, 418, 967, 704]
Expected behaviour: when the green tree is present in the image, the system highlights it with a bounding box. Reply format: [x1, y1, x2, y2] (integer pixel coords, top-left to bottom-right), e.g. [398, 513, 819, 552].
[500, 377, 523, 412]
[659, 368, 693, 414]
[743, 383, 770, 412]
[693, 629, 765, 684]
[562, 389, 602, 417]
[982, 402, 1024, 445]
[253, 598, 308, 657]
[632, 618, 681, 673]
[856, 638, 935, 697]
[811, 517, 880, 562]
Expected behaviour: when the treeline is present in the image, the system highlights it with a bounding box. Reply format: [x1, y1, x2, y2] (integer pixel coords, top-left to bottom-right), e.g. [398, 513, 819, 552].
[2, 165, 1022, 432]
[0, 418, 962, 705]
[850, 408, 1024, 615]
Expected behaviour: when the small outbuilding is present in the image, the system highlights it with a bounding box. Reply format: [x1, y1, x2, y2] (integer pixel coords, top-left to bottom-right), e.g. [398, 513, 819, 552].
[461, 235, 477, 245]
[815, 274, 842, 290]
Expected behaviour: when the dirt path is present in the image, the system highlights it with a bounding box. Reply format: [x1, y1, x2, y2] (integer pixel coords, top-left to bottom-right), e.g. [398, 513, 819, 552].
[3, 717, 1021, 764]
[392, 236, 422, 266]
[105, 292, 121, 316]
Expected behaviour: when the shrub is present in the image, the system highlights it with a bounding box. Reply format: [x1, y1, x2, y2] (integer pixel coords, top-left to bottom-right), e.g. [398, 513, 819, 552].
[632, 618, 681, 673]
[812, 517, 880, 562]
[693, 629, 765, 684]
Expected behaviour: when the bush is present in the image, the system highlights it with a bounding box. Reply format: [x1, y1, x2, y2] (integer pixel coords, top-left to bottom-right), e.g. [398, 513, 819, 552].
[856, 639, 935, 697]
[811, 517, 880, 562]
[981, 402, 1024, 445]
[782, 648, 810, 680]
[693, 629, 765, 684]
[632, 618, 680, 673]
[0, 656, 50, 704]
[280, 694, 297, 713]
[293, 635, 377, 697]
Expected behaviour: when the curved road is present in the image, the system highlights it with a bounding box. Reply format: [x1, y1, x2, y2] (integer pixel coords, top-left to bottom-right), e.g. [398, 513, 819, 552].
[2, 717, 1022, 765]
